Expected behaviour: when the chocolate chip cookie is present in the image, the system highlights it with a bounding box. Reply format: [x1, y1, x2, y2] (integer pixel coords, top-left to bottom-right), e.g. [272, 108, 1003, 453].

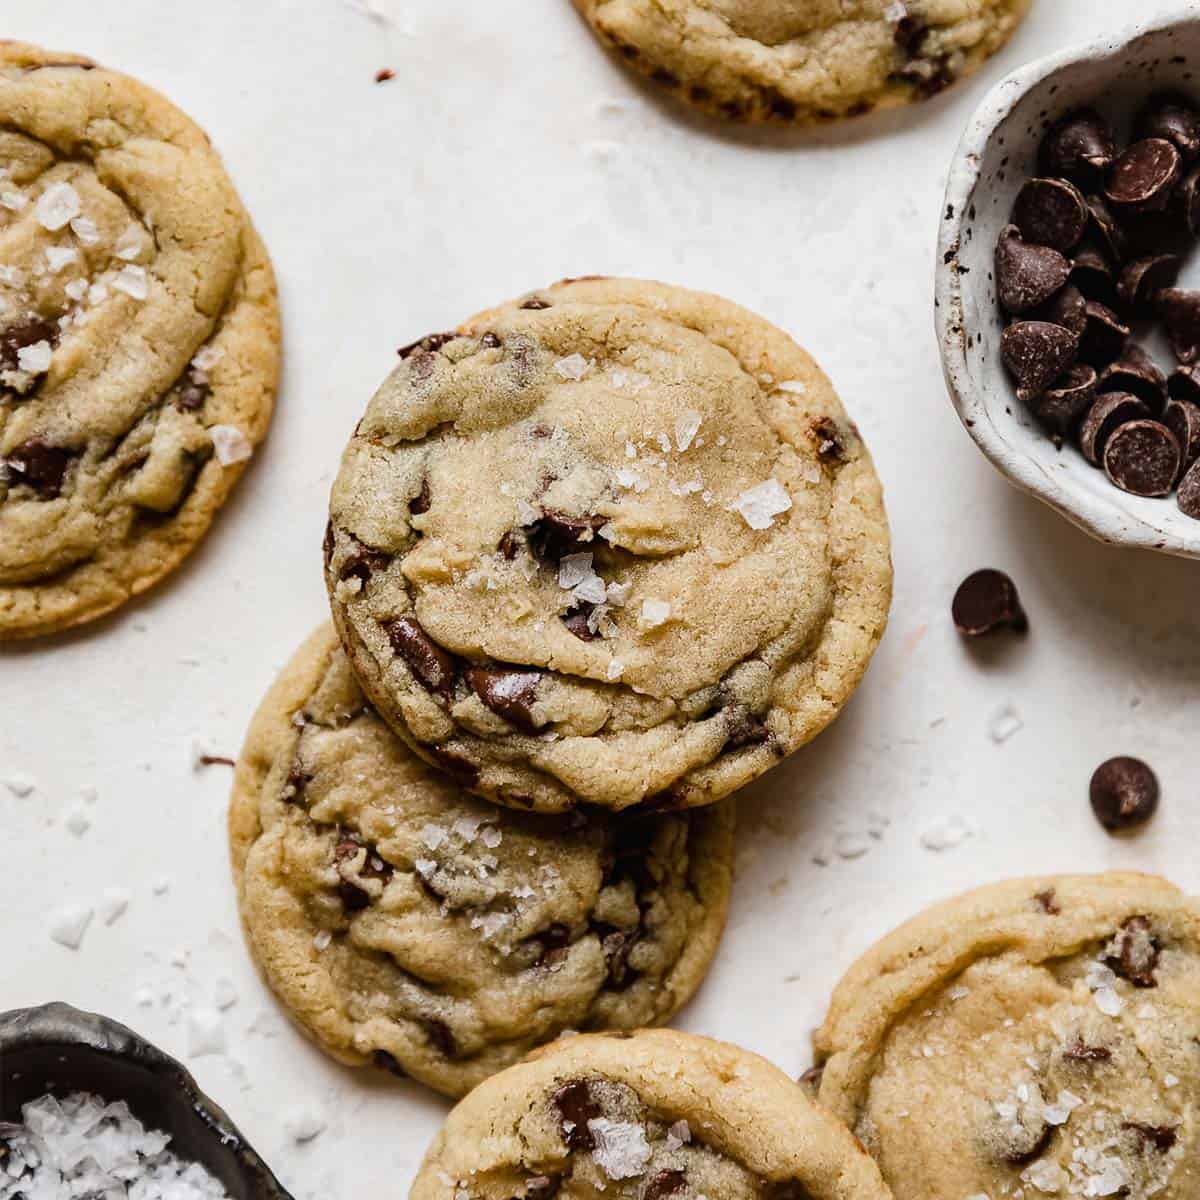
[326, 277, 891, 813]
[229, 626, 733, 1097]
[0, 42, 280, 639]
[411, 1028, 892, 1200]
[571, 0, 1031, 124]
[815, 873, 1200, 1200]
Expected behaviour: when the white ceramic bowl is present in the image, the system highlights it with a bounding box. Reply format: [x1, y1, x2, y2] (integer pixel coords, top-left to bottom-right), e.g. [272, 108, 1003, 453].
[936, 12, 1200, 559]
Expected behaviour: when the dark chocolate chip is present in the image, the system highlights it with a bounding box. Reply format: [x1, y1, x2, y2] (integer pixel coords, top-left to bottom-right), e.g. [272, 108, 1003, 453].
[1035, 889, 1062, 915]
[892, 53, 955, 99]
[526, 511, 607, 564]
[1096, 347, 1167, 413]
[175, 377, 210, 412]
[410, 478, 431, 515]
[334, 834, 394, 912]
[1179, 457, 1200, 518]
[563, 603, 598, 642]
[1103, 420, 1180, 497]
[1169, 363, 1200, 404]
[1106, 139, 1181, 211]
[552, 1080, 600, 1149]
[1090, 759, 1160, 833]
[0, 316, 57, 374]
[1177, 166, 1200, 236]
[951, 569, 1027, 637]
[1135, 92, 1200, 162]
[520, 298, 551, 310]
[600, 928, 637, 989]
[644, 1171, 687, 1200]
[1001, 321, 1078, 398]
[398, 332, 457, 359]
[724, 707, 771, 749]
[524, 1177, 561, 1200]
[1041, 109, 1116, 181]
[892, 7, 928, 52]
[1157, 288, 1200, 364]
[810, 416, 846, 462]
[464, 666, 543, 734]
[1077, 301, 1130, 368]
[1079, 393, 1149, 466]
[1086, 194, 1130, 266]
[1163, 396, 1200, 472]
[1013, 177, 1088, 250]
[996, 226, 1073, 314]
[1035, 364, 1096, 441]
[1034, 284, 1088, 338]
[1123, 1123, 1178, 1153]
[1105, 914, 1162, 987]
[1063, 1040, 1111, 1063]
[340, 542, 391, 584]
[372, 1049, 408, 1077]
[1116, 254, 1180, 315]
[4, 440, 74, 499]
[384, 617, 457, 698]
[1070, 243, 1117, 302]
[422, 1017, 457, 1058]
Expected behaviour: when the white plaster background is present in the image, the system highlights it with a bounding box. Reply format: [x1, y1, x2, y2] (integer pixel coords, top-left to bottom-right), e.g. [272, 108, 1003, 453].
[2, 2, 1197, 1196]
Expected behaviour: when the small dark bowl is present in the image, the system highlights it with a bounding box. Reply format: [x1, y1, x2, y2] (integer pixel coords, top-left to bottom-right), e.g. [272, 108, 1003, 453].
[0, 1002, 293, 1199]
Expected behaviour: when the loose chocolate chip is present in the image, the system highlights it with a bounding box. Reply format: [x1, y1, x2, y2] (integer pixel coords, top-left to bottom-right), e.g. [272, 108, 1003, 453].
[1070, 243, 1117, 302]
[1079, 393, 1149, 466]
[563, 602, 598, 642]
[4, 440, 74, 499]
[724, 707, 771, 750]
[524, 1177, 561, 1200]
[409, 478, 431, 515]
[1013, 177, 1089, 250]
[1090, 758, 1160, 833]
[1086, 194, 1129, 264]
[1035, 364, 1096, 441]
[810, 416, 846, 462]
[175, 377, 210, 412]
[372, 1049, 408, 1077]
[1103, 420, 1180, 497]
[1157, 288, 1200, 364]
[1106, 139, 1182, 211]
[384, 617, 458, 699]
[1124, 1123, 1179, 1153]
[1077, 301, 1130, 368]
[465, 666, 543, 733]
[1163, 396, 1200, 471]
[1097, 347, 1167, 413]
[1179, 457, 1200, 518]
[1035, 284, 1088, 338]
[1169, 363, 1200, 404]
[0, 316, 57, 374]
[1041, 109, 1116, 181]
[422, 1017, 457, 1058]
[1116, 254, 1180, 314]
[1035, 888, 1062, 915]
[952, 569, 1028, 637]
[1106, 915, 1162, 987]
[1063, 1039, 1111, 1063]
[398, 332, 457, 359]
[1136, 92, 1200, 162]
[644, 1171, 687, 1200]
[525, 511, 607, 564]
[552, 1080, 600, 1150]
[1001, 321, 1078, 398]
[520, 298, 551, 310]
[996, 226, 1073, 314]
[1177, 166, 1200, 235]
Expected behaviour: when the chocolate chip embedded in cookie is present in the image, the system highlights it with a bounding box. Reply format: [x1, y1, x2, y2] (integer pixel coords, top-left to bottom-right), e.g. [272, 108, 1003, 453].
[816, 873, 1200, 1200]
[410, 1029, 891, 1200]
[326, 277, 891, 813]
[228, 626, 734, 1098]
[570, 0, 1031, 125]
[0, 42, 280, 640]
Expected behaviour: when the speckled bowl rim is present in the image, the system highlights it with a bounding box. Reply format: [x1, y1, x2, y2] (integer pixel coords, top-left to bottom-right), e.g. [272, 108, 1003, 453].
[935, 11, 1200, 560]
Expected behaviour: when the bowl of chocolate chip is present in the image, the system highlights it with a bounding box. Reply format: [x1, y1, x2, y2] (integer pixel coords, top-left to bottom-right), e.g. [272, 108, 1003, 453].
[937, 13, 1200, 558]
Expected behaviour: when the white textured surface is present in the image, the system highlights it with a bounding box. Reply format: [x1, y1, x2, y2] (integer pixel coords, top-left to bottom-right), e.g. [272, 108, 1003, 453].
[1, 2, 1197, 1198]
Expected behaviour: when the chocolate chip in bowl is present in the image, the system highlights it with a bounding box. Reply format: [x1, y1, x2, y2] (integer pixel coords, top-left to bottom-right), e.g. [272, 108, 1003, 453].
[937, 14, 1200, 558]
[0, 1003, 293, 1199]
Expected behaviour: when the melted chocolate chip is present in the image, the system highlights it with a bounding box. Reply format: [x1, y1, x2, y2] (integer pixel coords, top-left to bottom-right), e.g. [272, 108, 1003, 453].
[398, 332, 457, 359]
[1136, 92, 1200, 162]
[422, 1017, 457, 1058]
[552, 1080, 600, 1150]
[334, 834, 393, 911]
[1001, 321, 1078, 399]
[521, 298, 551, 311]
[1180, 457, 1200, 518]
[1123, 1123, 1178, 1153]
[0, 317, 57, 374]
[464, 667, 543, 733]
[1035, 888, 1062, 915]
[426, 746, 480, 786]
[384, 617, 458, 699]
[4, 440, 74, 499]
[372, 1049, 408, 1077]
[175, 377, 210, 412]
[526, 511, 607, 564]
[951, 569, 1028, 636]
[1103, 420, 1180, 497]
[498, 529, 523, 560]
[1106, 139, 1181, 211]
[1063, 1039, 1112, 1063]
[724, 707, 771, 750]
[409, 478, 432, 515]
[1013, 177, 1089, 250]
[600, 928, 637, 989]
[1106, 915, 1162, 987]
[340, 543, 391, 584]
[1091, 758, 1160, 833]
[810, 417, 846, 462]
[563, 602, 598, 642]
[892, 7, 928, 52]
[1078, 301, 1130, 368]
[1158, 288, 1200, 364]
[1041, 110, 1116, 181]
[644, 1171, 687, 1200]
[1079, 393, 1148, 466]
[1116, 254, 1180, 315]
[996, 226, 1073, 315]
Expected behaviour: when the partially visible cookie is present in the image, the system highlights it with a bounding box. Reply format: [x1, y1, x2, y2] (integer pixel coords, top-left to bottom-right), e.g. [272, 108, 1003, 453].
[572, 0, 1031, 124]
[411, 1028, 892, 1200]
[326, 277, 891, 814]
[0, 42, 280, 639]
[229, 626, 733, 1098]
[815, 873, 1200, 1200]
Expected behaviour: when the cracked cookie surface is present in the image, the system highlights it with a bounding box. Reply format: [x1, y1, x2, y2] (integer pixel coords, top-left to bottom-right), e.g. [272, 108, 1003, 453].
[815, 873, 1200, 1200]
[411, 1028, 892, 1200]
[326, 277, 891, 813]
[0, 41, 280, 639]
[229, 626, 733, 1098]
[572, 0, 1031, 123]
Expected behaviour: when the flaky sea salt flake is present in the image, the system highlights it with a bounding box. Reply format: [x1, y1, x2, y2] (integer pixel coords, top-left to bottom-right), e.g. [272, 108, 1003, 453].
[111, 263, 149, 300]
[554, 353, 593, 381]
[34, 181, 81, 230]
[17, 340, 52, 374]
[70, 214, 100, 244]
[674, 409, 702, 451]
[209, 425, 253, 466]
[587, 1117, 652, 1180]
[731, 478, 791, 530]
[49, 902, 93, 949]
[640, 598, 671, 629]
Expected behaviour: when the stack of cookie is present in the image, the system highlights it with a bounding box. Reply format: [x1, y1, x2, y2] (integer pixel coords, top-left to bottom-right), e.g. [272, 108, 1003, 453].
[229, 278, 892, 1099]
